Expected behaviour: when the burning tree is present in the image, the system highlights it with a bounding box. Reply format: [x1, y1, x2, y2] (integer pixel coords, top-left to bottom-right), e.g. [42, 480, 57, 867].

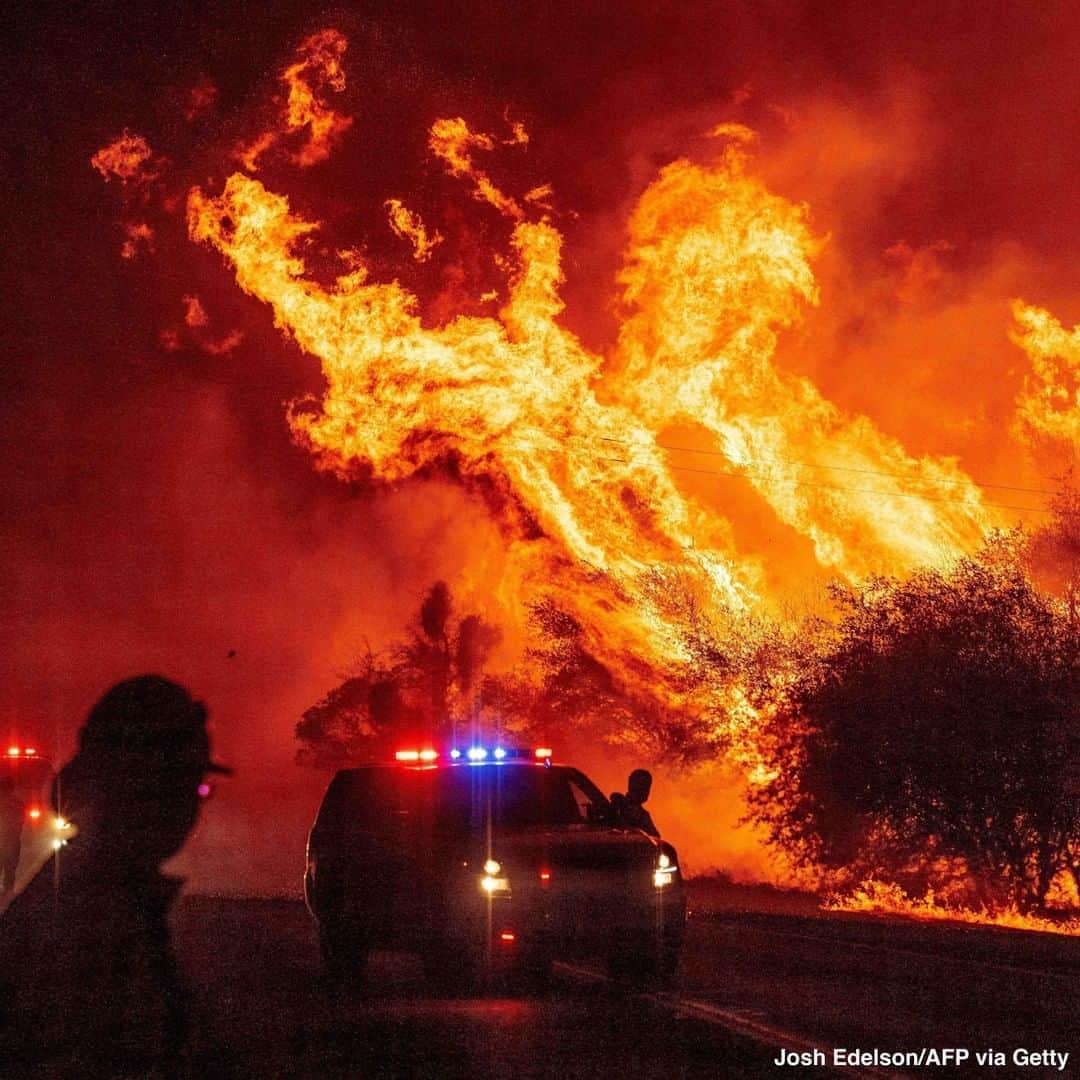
[296, 582, 501, 768]
[747, 535, 1080, 912]
[1025, 472, 1080, 625]
[297, 577, 739, 770]
[483, 592, 734, 766]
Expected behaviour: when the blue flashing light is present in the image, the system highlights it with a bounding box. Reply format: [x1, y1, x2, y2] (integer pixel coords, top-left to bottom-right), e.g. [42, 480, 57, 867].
[493, 747, 507, 761]
[466, 747, 488, 762]
[449, 748, 462, 761]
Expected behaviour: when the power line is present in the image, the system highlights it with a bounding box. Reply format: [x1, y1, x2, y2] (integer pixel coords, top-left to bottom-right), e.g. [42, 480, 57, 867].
[633, 438, 1058, 499]
[509, 432, 1068, 518]
[312, 415, 1070, 518]
[509, 421, 1062, 498]
[661, 459, 1056, 517]
[583, 446, 1054, 516]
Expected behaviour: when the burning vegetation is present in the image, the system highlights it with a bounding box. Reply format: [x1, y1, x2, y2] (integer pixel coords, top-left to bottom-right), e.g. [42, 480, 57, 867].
[86, 25, 1080, 927]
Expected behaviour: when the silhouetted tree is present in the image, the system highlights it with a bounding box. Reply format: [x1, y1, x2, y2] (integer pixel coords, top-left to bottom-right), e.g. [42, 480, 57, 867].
[484, 594, 731, 765]
[296, 582, 501, 768]
[746, 535, 1080, 911]
[1026, 472, 1080, 625]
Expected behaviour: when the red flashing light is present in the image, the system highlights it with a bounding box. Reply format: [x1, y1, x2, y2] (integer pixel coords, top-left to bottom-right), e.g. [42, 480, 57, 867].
[23, 748, 36, 756]
[498, 931, 516, 943]
[27, 807, 42, 821]
[6, 747, 19, 758]
[539, 869, 551, 883]
[534, 748, 552, 759]
[396, 749, 438, 763]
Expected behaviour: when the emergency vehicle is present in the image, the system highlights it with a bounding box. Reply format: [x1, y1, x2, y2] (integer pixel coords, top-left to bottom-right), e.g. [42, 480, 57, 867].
[304, 745, 686, 991]
[2, 745, 73, 852]
[5, 746, 52, 830]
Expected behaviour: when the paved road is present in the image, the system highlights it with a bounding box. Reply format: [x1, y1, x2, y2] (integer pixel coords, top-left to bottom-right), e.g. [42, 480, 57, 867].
[174, 898, 805, 1079]
[172, 898, 1079, 1079]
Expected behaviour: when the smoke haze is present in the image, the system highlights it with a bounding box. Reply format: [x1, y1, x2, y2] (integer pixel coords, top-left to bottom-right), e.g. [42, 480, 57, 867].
[4, 1, 1079, 891]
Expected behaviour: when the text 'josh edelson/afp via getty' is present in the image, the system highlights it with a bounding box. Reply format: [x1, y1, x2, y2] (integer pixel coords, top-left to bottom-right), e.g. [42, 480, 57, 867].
[773, 1047, 1070, 1071]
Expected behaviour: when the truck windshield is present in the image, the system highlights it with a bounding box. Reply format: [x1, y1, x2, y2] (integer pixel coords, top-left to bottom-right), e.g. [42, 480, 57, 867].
[428, 767, 585, 835]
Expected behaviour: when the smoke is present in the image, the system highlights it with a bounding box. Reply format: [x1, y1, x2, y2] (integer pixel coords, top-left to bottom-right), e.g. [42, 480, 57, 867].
[6, 1, 1080, 893]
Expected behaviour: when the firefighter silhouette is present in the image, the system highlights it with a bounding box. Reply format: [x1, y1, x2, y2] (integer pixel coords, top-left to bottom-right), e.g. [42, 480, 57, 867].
[610, 768, 659, 836]
[0, 675, 230, 1075]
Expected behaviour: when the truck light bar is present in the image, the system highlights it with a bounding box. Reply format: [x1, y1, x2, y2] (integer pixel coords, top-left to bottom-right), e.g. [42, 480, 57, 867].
[396, 745, 555, 764]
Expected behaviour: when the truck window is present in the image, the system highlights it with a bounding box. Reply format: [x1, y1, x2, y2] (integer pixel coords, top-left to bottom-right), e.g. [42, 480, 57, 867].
[430, 768, 583, 835]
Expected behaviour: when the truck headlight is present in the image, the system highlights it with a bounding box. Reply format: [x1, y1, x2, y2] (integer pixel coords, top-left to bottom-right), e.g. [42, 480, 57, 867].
[654, 851, 677, 887]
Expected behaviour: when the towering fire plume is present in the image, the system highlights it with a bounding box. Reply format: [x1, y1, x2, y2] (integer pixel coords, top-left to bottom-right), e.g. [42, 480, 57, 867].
[185, 30, 1016, 736]
[63, 15, 1080, 908]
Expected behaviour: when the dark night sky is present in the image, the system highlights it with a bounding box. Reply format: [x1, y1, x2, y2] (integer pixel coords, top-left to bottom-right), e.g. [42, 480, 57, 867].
[3, 1, 1079, 890]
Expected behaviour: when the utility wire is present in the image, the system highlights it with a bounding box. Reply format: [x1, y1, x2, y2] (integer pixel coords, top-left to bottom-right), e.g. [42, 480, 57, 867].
[507, 421, 1063, 498]
[603, 436, 1060, 499]
[317, 415, 1072, 517]
[515, 433, 1070, 518]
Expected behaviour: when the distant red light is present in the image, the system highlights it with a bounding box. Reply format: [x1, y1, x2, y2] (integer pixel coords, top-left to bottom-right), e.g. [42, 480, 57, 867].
[27, 807, 42, 820]
[539, 869, 551, 883]
[499, 931, 516, 943]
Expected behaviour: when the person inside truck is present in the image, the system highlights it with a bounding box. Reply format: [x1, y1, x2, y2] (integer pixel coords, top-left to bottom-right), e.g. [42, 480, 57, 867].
[610, 768, 659, 836]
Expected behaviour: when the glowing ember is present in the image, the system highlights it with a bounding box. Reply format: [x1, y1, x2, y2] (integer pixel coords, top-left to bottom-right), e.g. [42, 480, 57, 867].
[119, 222, 154, 259]
[237, 29, 352, 171]
[385, 199, 444, 262]
[90, 131, 158, 185]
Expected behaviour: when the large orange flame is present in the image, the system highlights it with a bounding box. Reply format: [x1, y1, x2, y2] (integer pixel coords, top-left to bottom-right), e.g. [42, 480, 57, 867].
[1010, 300, 1080, 451]
[186, 65, 1013, 736]
[75, 23, 1080, 911]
